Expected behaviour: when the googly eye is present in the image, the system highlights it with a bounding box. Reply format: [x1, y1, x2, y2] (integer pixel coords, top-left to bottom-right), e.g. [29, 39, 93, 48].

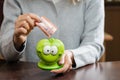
[51, 46, 58, 55]
[43, 46, 51, 55]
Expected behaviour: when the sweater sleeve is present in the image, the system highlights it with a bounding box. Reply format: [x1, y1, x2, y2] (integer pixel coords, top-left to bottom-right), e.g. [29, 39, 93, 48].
[0, 0, 25, 61]
[71, 0, 105, 68]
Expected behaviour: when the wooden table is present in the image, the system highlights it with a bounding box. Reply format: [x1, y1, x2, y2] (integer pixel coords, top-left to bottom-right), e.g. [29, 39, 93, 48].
[0, 61, 120, 80]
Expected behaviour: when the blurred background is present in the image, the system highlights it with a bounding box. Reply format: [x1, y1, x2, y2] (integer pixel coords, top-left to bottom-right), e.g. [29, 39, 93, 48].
[0, 0, 120, 62]
[105, 0, 120, 61]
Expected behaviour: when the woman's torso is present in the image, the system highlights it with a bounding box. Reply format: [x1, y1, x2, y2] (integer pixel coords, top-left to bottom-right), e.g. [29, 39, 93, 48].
[18, 0, 85, 62]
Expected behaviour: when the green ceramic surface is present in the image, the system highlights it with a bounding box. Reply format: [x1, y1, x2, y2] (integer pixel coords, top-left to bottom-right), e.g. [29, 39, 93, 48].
[36, 38, 64, 70]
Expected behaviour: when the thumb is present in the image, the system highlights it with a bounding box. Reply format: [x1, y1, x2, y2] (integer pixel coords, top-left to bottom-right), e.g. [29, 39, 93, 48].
[59, 53, 65, 65]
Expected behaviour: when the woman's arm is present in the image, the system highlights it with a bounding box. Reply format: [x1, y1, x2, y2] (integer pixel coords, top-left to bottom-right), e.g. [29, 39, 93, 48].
[71, 0, 105, 68]
[0, 0, 24, 61]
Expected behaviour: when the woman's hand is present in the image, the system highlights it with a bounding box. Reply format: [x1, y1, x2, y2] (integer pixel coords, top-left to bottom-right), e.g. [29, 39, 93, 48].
[13, 13, 40, 50]
[51, 50, 75, 74]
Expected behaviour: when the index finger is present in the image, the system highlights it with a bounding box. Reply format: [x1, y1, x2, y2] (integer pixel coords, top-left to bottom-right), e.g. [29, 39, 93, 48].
[50, 62, 69, 74]
[27, 13, 41, 22]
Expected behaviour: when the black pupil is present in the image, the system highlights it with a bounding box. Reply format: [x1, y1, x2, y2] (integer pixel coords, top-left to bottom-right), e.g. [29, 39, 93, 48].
[47, 50, 49, 52]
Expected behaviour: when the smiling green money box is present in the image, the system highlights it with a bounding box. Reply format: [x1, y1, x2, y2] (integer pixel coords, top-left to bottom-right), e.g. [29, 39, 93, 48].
[36, 38, 65, 70]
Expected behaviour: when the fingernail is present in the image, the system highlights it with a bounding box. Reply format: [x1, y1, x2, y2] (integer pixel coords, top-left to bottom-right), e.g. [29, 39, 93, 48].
[59, 60, 64, 65]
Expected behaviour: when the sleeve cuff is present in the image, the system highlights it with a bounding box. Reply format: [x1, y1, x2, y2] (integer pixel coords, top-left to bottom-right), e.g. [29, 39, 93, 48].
[70, 46, 98, 69]
[12, 40, 26, 54]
